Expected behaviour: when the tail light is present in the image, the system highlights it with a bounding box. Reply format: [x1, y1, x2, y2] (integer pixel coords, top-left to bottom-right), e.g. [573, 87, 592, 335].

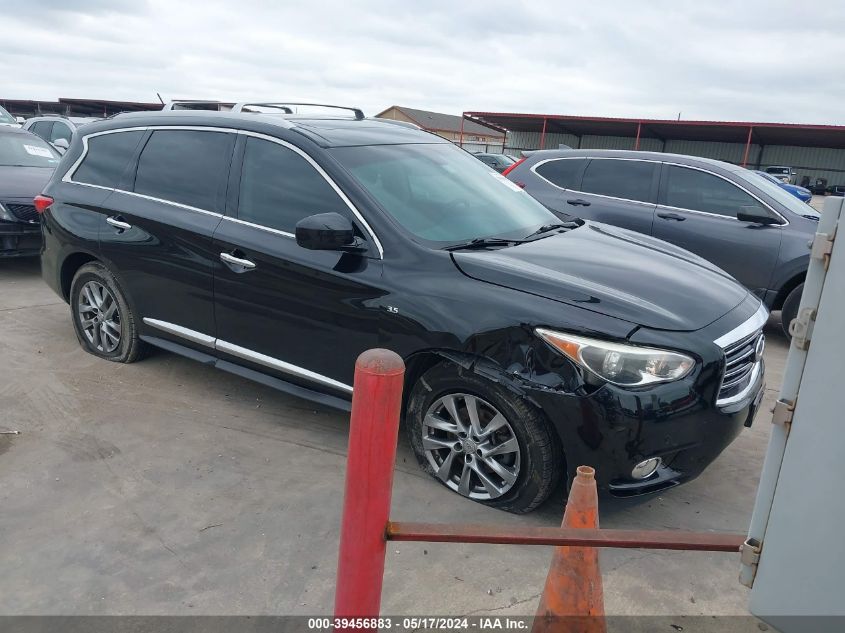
[33, 195, 54, 214]
[501, 157, 526, 178]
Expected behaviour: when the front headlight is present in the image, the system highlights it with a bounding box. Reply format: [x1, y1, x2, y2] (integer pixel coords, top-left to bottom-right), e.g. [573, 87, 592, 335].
[536, 328, 695, 386]
[0, 203, 14, 221]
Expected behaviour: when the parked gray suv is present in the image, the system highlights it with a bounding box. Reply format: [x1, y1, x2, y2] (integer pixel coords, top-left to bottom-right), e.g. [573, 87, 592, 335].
[505, 150, 819, 335]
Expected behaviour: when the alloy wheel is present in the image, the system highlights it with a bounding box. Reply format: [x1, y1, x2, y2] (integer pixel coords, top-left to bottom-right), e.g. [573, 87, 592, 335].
[422, 392, 521, 500]
[78, 280, 122, 353]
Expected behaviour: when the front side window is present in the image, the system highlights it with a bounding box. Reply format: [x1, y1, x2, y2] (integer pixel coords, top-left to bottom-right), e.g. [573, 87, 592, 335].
[663, 165, 767, 218]
[50, 122, 72, 143]
[0, 132, 60, 167]
[331, 143, 556, 245]
[134, 130, 234, 211]
[237, 137, 350, 233]
[535, 158, 586, 190]
[579, 159, 656, 203]
[73, 131, 145, 188]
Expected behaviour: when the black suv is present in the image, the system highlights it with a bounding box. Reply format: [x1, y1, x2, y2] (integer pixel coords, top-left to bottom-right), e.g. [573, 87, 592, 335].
[39, 105, 767, 513]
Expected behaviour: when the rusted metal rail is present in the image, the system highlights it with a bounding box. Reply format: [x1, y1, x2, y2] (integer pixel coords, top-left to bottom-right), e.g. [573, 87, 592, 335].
[387, 521, 744, 552]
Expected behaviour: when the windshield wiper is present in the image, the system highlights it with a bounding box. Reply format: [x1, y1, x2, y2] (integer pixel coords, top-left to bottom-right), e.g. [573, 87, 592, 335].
[523, 221, 580, 240]
[443, 237, 525, 251]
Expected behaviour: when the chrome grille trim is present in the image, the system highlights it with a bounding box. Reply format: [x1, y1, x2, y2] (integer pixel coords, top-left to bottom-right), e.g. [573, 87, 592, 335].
[715, 303, 768, 407]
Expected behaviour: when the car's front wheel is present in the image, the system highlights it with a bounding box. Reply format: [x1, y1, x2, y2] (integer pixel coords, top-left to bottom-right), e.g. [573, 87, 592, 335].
[406, 362, 562, 513]
[70, 262, 149, 363]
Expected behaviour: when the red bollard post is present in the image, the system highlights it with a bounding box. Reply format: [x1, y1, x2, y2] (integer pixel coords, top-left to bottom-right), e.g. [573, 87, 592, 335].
[334, 349, 405, 625]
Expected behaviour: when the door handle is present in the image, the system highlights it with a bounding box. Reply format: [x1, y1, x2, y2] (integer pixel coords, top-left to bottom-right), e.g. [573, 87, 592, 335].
[106, 216, 132, 231]
[657, 212, 686, 221]
[566, 199, 591, 207]
[220, 252, 256, 270]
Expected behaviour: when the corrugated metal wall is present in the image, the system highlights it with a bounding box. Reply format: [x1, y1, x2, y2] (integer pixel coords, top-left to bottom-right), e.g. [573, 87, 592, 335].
[504, 132, 845, 186]
[458, 141, 505, 153]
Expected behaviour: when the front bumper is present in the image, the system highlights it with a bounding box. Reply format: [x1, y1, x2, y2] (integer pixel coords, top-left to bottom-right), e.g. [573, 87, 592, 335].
[529, 359, 763, 496]
[0, 220, 41, 257]
[523, 297, 767, 497]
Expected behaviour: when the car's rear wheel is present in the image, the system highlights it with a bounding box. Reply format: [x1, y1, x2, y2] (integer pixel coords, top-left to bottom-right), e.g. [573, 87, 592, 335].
[406, 362, 562, 513]
[781, 283, 804, 339]
[70, 262, 149, 363]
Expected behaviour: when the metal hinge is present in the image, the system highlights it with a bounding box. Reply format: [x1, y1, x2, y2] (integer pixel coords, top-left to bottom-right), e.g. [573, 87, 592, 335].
[739, 538, 762, 588]
[810, 227, 836, 270]
[788, 307, 816, 350]
[771, 398, 795, 428]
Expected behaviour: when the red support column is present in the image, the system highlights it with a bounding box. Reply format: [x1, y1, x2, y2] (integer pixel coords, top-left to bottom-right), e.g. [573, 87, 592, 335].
[742, 126, 753, 167]
[540, 117, 548, 149]
[459, 113, 466, 148]
[634, 121, 642, 151]
[334, 349, 405, 627]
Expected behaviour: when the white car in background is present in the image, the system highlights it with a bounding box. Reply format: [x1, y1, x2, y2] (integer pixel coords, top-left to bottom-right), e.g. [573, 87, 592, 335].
[0, 105, 19, 127]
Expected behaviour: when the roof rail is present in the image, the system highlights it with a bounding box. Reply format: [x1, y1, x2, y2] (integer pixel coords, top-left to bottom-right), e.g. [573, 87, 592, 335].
[161, 100, 235, 111]
[232, 102, 365, 120]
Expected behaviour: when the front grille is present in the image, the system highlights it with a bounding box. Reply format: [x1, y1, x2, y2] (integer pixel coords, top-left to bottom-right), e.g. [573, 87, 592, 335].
[3, 203, 39, 223]
[718, 330, 763, 403]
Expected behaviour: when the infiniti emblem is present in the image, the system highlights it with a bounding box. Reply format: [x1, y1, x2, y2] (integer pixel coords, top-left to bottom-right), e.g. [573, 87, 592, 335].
[754, 335, 765, 362]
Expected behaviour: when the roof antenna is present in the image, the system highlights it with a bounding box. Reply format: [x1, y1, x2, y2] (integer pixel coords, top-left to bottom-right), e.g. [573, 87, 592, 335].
[156, 92, 165, 105]
[677, 112, 681, 121]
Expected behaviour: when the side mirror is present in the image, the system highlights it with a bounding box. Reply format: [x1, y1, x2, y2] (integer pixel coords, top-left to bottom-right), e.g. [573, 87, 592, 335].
[15, 116, 25, 124]
[52, 138, 70, 153]
[295, 212, 366, 252]
[737, 206, 780, 225]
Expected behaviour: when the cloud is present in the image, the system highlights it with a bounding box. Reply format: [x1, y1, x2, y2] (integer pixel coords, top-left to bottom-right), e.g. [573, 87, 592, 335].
[1, 0, 844, 124]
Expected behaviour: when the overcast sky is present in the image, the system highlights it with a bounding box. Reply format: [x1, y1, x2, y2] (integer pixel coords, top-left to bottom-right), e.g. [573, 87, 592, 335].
[3, 0, 843, 124]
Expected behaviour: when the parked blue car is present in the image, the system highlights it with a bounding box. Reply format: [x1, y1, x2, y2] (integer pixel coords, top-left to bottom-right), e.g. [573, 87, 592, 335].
[752, 170, 812, 203]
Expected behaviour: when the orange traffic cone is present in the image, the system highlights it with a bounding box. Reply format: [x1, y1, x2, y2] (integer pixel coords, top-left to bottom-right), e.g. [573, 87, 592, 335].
[532, 465, 606, 633]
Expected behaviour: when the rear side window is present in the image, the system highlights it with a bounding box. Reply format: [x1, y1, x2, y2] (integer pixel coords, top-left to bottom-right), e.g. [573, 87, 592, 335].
[30, 121, 54, 141]
[134, 130, 234, 211]
[662, 166, 767, 218]
[535, 158, 586, 189]
[73, 131, 145, 188]
[580, 159, 656, 203]
[237, 137, 349, 233]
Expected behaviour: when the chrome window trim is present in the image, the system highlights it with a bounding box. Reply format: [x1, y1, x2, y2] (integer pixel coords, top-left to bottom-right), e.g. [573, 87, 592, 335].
[62, 126, 151, 187]
[143, 318, 353, 394]
[222, 216, 294, 239]
[63, 125, 383, 258]
[660, 162, 789, 226]
[714, 302, 769, 348]
[530, 156, 658, 207]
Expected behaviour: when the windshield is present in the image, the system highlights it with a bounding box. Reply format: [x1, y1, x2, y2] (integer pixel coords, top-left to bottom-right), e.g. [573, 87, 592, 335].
[738, 169, 818, 218]
[0, 106, 16, 125]
[331, 143, 557, 245]
[0, 133, 61, 167]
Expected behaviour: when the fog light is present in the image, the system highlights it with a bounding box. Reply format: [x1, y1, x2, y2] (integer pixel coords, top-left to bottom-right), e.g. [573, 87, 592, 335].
[631, 457, 662, 480]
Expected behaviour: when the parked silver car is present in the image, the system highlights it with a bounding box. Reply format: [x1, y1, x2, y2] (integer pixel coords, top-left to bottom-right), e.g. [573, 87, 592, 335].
[22, 115, 101, 153]
[504, 149, 820, 336]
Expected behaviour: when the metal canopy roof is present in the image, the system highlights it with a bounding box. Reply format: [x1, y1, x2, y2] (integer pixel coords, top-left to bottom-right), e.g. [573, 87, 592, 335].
[1, 98, 163, 117]
[464, 112, 845, 149]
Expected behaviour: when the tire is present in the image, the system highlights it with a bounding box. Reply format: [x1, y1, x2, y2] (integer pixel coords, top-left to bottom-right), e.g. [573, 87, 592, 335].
[406, 362, 563, 514]
[69, 262, 150, 363]
[781, 283, 804, 339]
